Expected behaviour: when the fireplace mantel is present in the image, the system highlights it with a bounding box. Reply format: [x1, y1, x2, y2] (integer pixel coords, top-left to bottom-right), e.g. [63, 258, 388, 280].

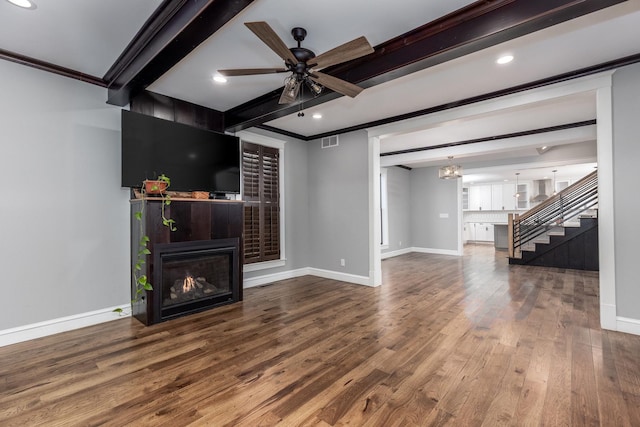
[130, 199, 244, 325]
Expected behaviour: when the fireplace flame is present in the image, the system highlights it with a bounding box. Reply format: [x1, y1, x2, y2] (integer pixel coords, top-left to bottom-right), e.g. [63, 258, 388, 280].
[183, 275, 196, 293]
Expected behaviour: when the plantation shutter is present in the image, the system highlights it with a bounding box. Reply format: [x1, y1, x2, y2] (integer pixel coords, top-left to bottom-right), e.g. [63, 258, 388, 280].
[242, 142, 280, 264]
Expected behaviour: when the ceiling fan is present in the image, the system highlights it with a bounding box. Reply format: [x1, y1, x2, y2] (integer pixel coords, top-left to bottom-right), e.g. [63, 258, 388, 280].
[218, 22, 374, 104]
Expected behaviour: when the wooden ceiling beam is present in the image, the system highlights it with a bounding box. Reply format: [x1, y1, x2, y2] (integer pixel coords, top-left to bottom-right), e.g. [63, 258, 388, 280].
[223, 0, 626, 133]
[105, 0, 255, 106]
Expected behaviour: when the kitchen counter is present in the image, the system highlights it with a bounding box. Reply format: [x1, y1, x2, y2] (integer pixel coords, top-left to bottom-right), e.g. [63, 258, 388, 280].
[494, 224, 508, 250]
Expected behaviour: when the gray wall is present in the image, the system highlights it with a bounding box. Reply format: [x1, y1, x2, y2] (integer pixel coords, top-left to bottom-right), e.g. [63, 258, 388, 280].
[242, 128, 310, 279]
[410, 167, 459, 251]
[307, 130, 370, 277]
[612, 62, 640, 319]
[382, 166, 412, 254]
[8, 56, 639, 334]
[0, 60, 129, 330]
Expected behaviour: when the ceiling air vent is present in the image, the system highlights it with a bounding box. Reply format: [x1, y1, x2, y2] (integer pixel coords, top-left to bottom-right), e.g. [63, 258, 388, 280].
[321, 135, 339, 149]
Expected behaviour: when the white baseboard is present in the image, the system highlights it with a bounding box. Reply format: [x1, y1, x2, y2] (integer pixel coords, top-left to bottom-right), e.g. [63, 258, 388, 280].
[3, 266, 373, 347]
[307, 267, 372, 287]
[411, 246, 462, 257]
[616, 316, 640, 336]
[600, 303, 618, 331]
[243, 268, 310, 288]
[245, 266, 373, 288]
[381, 247, 412, 259]
[0, 305, 130, 348]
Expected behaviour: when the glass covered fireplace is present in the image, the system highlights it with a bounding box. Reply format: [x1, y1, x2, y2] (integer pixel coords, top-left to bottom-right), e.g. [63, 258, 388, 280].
[152, 238, 240, 323]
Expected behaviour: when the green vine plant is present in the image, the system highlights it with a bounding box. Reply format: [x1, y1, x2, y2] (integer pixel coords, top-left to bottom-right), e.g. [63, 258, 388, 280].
[114, 174, 177, 315]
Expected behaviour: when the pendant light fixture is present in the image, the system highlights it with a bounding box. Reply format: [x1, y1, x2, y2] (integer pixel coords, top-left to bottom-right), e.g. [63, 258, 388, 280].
[439, 156, 463, 179]
[552, 169, 558, 195]
[515, 172, 520, 201]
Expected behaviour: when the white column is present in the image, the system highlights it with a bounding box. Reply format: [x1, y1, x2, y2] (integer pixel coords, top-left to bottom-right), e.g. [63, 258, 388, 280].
[596, 80, 617, 331]
[369, 135, 382, 286]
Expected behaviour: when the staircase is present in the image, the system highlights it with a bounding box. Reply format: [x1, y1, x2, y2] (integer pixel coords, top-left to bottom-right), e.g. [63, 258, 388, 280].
[508, 170, 598, 271]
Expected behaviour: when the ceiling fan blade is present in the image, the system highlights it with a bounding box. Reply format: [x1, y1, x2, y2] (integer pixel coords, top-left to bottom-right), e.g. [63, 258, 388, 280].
[245, 21, 298, 65]
[310, 36, 374, 70]
[309, 72, 364, 98]
[218, 68, 288, 76]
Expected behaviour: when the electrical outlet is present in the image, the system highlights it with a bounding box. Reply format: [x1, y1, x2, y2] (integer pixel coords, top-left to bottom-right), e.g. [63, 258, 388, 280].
[340, 258, 345, 266]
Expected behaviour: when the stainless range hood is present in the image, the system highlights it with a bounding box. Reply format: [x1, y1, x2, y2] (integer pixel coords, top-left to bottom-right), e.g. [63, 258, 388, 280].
[531, 179, 552, 203]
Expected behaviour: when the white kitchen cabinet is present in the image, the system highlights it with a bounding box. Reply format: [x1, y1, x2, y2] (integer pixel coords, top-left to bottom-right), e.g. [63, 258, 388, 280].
[466, 183, 525, 211]
[469, 187, 480, 210]
[491, 184, 503, 210]
[493, 183, 517, 210]
[469, 185, 492, 211]
[502, 183, 516, 210]
[462, 187, 469, 210]
[465, 223, 494, 242]
[516, 183, 529, 210]
[462, 223, 472, 242]
[475, 223, 494, 242]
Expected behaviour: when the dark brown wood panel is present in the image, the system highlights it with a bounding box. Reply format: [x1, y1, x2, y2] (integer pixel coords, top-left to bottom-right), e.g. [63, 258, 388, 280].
[190, 201, 212, 240]
[130, 91, 225, 132]
[167, 201, 192, 242]
[211, 202, 229, 240]
[3, 246, 640, 425]
[130, 199, 244, 325]
[227, 203, 244, 240]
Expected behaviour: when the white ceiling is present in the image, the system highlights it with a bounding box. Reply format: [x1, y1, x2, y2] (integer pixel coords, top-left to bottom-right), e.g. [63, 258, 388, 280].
[0, 0, 163, 77]
[2, 0, 639, 182]
[378, 92, 597, 154]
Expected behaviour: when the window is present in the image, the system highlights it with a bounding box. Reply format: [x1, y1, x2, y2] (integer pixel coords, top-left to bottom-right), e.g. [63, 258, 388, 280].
[242, 141, 280, 264]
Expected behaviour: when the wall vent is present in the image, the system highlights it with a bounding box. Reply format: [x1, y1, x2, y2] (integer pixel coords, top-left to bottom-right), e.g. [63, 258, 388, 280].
[321, 135, 339, 149]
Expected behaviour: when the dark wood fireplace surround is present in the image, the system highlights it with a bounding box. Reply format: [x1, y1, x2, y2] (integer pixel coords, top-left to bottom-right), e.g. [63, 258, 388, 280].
[130, 198, 243, 325]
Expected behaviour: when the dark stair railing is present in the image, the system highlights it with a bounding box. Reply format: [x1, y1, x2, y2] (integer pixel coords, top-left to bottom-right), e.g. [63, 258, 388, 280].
[508, 170, 598, 259]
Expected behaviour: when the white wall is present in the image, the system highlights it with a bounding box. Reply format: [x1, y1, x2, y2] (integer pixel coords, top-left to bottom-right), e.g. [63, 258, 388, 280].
[0, 60, 129, 332]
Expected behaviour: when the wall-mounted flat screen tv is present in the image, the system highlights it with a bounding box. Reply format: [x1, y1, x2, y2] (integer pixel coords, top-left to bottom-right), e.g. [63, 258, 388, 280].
[121, 110, 240, 194]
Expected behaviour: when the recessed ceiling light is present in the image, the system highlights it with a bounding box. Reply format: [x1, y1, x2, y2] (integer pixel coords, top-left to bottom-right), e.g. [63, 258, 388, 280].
[213, 75, 227, 84]
[6, 0, 37, 9]
[312, 113, 322, 119]
[496, 55, 514, 65]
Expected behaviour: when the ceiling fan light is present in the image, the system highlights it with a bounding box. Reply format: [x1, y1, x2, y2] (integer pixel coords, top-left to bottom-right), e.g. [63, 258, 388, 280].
[305, 79, 323, 95]
[279, 77, 301, 104]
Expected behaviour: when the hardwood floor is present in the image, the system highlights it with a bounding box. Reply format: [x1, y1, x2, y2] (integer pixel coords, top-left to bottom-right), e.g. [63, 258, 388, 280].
[2, 245, 640, 426]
